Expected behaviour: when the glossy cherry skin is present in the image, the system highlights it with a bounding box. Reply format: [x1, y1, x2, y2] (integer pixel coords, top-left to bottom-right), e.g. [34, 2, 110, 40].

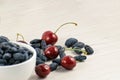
[61, 56, 76, 70]
[35, 64, 51, 78]
[44, 46, 58, 59]
[42, 31, 58, 45]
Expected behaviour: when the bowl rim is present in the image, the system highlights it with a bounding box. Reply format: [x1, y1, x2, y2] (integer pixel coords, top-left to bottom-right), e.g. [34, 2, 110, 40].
[0, 42, 36, 68]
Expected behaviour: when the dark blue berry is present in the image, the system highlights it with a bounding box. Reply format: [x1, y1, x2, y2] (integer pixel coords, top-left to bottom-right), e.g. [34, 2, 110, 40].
[50, 63, 59, 71]
[35, 48, 47, 61]
[31, 43, 41, 48]
[41, 40, 47, 50]
[52, 58, 61, 65]
[0, 64, 4, 66]
[14, 61, 21, 64]
[55, 45, 65, 53]
[8, 58, 15, 65]
[13, 53, 25, 61]
[0, 36, 9, 43]
[0, 59, 7, 65]
[36, 57, 44, 65]
[65, 38, 78, 48]
[74, 55, 87, 62]
[1, 42, 11, 50]
[73, 47, 82, 54]
[59, 52, 66, 59]
[6, 47, 18, 53]
[45, 44, 52, 49]
[85, 45, 94, 55]
[0, 48, 4, 54]
[3, 53, 11, 60]
[24, 52, 29, 60]
[30, 39, 41, 44]
[72, 42, 85, 49]
[0, 54, 2, 59]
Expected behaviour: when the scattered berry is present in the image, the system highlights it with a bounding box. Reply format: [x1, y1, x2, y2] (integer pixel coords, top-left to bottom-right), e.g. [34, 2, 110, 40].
[52, 58, 61, 65]
[65, 38, 78, 48]
[50, 63, 59, 71]
[74, 55, 87, 62]
[72, 42, 85, 49]
[85, 45, 94, 55]
[30, 39, 41, 44]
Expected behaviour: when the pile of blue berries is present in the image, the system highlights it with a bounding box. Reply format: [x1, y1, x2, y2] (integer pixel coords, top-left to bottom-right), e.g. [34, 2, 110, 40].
[0, 36, 33, 66]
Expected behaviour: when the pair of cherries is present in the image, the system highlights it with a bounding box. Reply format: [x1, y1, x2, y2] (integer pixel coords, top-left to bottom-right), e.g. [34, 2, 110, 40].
[16, 22, 77, 78]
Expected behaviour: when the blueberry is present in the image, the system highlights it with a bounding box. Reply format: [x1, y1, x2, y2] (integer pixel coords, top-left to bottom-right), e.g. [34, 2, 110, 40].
[13, 53, 25, 61]
[41, 40, 47, 50]
[31, 43, 41, 48]
[72, 42, 85, 49]
[23, 52, 29, 60]
[74, 55, 87, 62]
[73, 47, 82, 54]
[85, 45, 94, 55]
[6, 47, 18, 53]
[0, 64, 4, 66]
[65, 38, 78, 48]
[18, 47, 26, 53]
[30, 39, 41, 44]
[36, 57, 44, 65]
[0, 48, 4, 54]
[14, 61, 21, 64]
[35, 48, 47, 61]
[0, 54, 2, 59]
[45, 44, 52, 49]
[0, 59, 7, 65]
[1, 42, 11, 50]
[52, 58, 61, 65]
[0, 36, 9, 43]
[59, 52, 66, 59]
[50, 63, 59, 71]
[8, 58, 15, 65]
[3, 53, 11, 60]
[55, 45, 65, 53]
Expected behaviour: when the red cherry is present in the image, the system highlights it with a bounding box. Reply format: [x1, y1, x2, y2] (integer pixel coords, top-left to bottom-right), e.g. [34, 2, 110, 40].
[42, 31, 58, 45]
[44, 46, 58, 59]
[42, 22, 77, 45]
[35, 64, 51, 78]
[61, 56, 76, 70]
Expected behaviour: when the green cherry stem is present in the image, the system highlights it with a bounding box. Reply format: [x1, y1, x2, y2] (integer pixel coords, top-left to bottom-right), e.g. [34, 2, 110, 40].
[65, 48, 87, 55]
[16, 33, 25, 41]
[54, 22, 77, 34]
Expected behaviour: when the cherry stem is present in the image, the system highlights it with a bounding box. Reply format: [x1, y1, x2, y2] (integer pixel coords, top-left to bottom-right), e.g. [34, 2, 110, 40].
[54, 22, 77, 34]
[65, 48, 87, 55]
[16, 33, 25, 41]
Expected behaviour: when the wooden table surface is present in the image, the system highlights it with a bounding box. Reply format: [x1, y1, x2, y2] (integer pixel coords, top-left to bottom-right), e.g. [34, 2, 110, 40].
[0, 0, 120, 80]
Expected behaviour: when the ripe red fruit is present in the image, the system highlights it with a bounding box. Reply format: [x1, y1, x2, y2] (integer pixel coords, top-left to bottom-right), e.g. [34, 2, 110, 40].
[42, 22, 77, 45]
[35, 64, 51, 78]
[42, 31, 58, 45]
[61, 56, 76, 70]
[44, 46, 58, 59]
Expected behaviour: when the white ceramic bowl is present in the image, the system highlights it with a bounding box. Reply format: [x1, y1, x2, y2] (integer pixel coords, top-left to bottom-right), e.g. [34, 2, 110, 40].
[0, 42, 36, 80]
